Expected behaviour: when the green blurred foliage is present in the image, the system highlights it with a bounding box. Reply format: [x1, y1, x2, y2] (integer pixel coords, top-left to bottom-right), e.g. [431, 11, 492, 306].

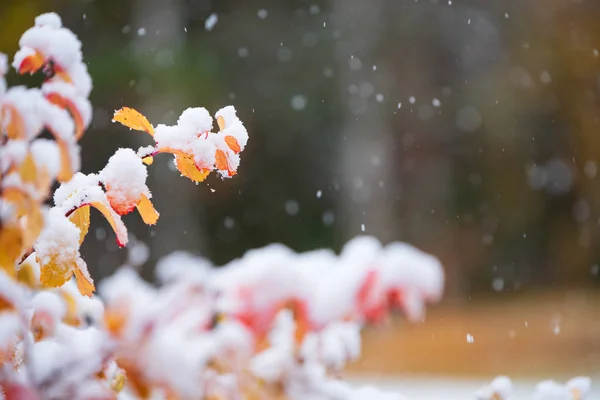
[2, 0, 600, 297]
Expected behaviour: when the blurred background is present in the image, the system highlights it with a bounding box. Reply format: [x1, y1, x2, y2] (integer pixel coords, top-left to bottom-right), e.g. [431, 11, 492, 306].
[2, 0, 600, 390]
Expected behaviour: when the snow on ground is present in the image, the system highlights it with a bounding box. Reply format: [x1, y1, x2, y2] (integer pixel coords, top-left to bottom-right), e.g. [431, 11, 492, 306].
[349, 375, 600, 399]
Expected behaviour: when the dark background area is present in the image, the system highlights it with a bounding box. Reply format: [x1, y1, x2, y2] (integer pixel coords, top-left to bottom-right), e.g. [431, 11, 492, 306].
[3, 0, 600, 300]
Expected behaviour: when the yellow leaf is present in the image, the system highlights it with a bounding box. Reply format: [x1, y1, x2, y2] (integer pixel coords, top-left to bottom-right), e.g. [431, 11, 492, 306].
[112, 107, 155, 137]
[142, 156, 154, 165]
[73, 260, 94, 297]
[59, 290, 81, 326]
[16, 256, 40, 288]
[175, 155, 210, 183]
[21, 205, 44, 250]
[217, 115, 226, 131]
[89, 201, 128, 247]
[136, 194, 159, 225]
[3, 105, 25, 140]
[38, 257, 73, 288]
[0, 226, 22, 274]
[68, 205, 90, 245]
[18, 154, 37, 183]
[111, 370, 127, 393]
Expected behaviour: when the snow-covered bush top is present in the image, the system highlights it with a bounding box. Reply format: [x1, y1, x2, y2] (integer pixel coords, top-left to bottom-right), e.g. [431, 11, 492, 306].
[476, 376, 591, 400]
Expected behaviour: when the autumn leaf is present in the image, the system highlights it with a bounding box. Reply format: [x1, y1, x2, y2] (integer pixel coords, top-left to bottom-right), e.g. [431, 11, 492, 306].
[225, 136, 241, 154]
[18, 154, 37, 183]
[56, 139, 75, 182]
[68, 205, 90, 245]
[215, 149, 228, 171]
[0, 226, 22, 274]
[3, 105, 26, 139]
[89, 201, 128, 247]
[22, 206, 44, 250]
[38, 257, 74, 288]
[136, 194, 159, 225]
[17, 255, 40, 288]
[217, 115, 226, 131]
[16, 50, 45, 75]
[0, 295, 13, 312]
[45, 92, 86, 139]
[175, 155, 210, 183]
[73, 260, 95, 297]
[113, 107, 155, 137]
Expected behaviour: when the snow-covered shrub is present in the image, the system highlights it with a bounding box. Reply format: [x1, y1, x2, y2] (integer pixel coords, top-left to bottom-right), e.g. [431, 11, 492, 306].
[0, 11, 588, 400]
[0, 12, 442, 400]
[476, 376, 591, 400]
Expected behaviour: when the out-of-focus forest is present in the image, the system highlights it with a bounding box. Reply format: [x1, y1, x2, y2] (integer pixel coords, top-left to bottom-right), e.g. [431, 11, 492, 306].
[3, 0, 600, 377]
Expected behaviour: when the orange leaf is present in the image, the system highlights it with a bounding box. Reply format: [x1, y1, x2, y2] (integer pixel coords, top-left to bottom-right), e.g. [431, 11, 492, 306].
[175, 155, 210, 183]
[215, 149, 228, 171]
[0, 295, 13, 312]
[0, 226, 22, 274]
[104, 309, 127, 337]
[136, 194, 159, 225]
[89, 201, 128, 247]
[112, 107, 155, 137]
[74, 261, 95, 297]
[224, 136, 241, 154]
[3, 105, 25, 140]
[56, 139, 74, 182]
[68, 205, 90, 245]
[17, 50, 45, 75]
[46, 93, 86, 139]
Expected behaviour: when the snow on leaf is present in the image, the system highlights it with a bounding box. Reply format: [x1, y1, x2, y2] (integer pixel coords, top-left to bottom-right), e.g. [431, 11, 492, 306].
[16, 49, 45, 75]
[175, 155, 210, 183]
[39, 257, 75, 288]
[112, 107, 155, 137]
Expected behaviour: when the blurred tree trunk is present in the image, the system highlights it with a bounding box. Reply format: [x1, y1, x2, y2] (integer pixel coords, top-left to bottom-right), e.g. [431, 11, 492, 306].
[332, 0, 397, 244]
[131, 0, 207, 276]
